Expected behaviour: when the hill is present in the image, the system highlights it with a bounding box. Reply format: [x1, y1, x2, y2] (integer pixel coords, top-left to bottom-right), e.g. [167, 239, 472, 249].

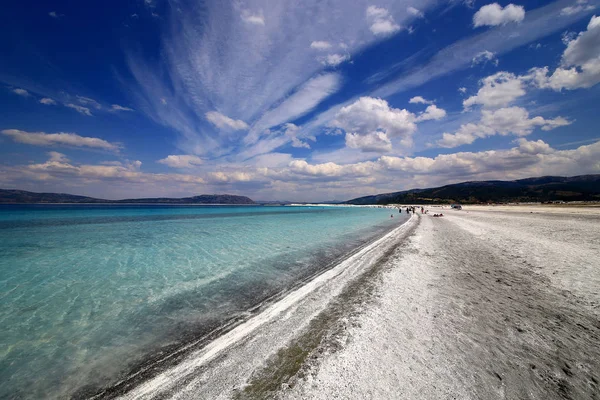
[0, 189, 255, 205]
[345, 175, 600, 205]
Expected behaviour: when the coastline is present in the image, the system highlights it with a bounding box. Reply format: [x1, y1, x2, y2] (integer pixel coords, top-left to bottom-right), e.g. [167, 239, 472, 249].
[113, 214, 419, 399]
[80, 205, 599, 399]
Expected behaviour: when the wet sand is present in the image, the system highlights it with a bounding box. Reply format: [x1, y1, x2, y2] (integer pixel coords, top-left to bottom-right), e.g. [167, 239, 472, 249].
[285, 207, 600, 399]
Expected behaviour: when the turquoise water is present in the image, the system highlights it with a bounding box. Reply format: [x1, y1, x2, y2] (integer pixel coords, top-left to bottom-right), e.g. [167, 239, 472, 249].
[0, 204, 407, 398]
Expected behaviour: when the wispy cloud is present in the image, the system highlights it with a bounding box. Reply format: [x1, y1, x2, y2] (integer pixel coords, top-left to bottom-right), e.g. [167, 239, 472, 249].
[111, 104, 135, 112]
[12, 88, 29, 97]
[1, 129, 121, 151]
[66, 103, 93, 116]
[125, 0, 438, 159]
[40, 98, 57, 105]
[205, 112, 249, 131]
[48, 11, 64, 19]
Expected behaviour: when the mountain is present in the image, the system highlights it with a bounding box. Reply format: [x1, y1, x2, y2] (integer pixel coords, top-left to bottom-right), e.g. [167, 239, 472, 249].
[345, 175, 600, 205]
[0, 189, 255, 205]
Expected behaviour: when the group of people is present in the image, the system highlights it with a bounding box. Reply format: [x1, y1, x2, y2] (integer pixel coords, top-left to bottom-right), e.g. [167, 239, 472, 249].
[393, 206, 444, 218]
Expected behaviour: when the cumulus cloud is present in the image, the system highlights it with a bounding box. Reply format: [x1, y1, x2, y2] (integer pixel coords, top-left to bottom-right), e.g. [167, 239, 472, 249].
[473, 3, 526, 27]
[320, 53, 350, 67]
[409, 96, 433, 105]
[331, 97, 417, 152]
[407, 6, 424, 18]
[366, 6, 401, 36]
[310, 41, 332, 50]
[472, 50, 498, 66]
[416, 104, 447, 122]
[47, 151, 69, 163]
[205, 111, 249, 131]
[40, 98, 57, 105]
[3, 140, 599, 202]
[1, 129, 121, 151]
[111, 104, 135, 112]
[529, 15, 600, 90]
[437, 107, 571, 148]
[463, 71, 526, 109]
[66, 104, 93, 116]
[158, 155, 204, 168]
[409, 97, 446, 122]
[12, 88, 29, 97]
[48, 11, 64, 18]
[345, 131, 392, 153]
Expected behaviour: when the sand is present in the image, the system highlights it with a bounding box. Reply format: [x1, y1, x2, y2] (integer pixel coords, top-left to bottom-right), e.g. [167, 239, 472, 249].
[118, 207, 600, 399]
[285, 206, 600, 400]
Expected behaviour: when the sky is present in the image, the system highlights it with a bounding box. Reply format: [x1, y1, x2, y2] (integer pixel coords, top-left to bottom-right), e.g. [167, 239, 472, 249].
[1, 0, 599, 201]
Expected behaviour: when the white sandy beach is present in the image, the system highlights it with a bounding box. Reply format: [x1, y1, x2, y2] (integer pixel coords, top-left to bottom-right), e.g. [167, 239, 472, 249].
[118, 206, 600, 400]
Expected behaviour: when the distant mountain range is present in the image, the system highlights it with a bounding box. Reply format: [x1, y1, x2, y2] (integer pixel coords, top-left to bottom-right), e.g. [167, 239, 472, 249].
[345, 175, 600, 205]
[0, 190, 255, 205]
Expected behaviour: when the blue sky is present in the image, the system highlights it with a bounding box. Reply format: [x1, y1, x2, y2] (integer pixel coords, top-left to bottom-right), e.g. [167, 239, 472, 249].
[1, 0, 599, 201]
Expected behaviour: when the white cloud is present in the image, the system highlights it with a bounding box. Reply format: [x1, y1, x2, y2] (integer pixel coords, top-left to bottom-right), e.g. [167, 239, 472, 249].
[530, 15, 600, 91]
[205, 111, 249, 131]
[3, 138, 599, 202]
[409, 96, 433, 105]
[66, 103, 93, 116]
[47, 151, 69, 163]
[436, 106, 571, 148]
[282, 123, 315, 149]
[331, 97, 417, 151]
[561, 0, 596, 16]
[111, 104, 135, 112]
[458, 87, 467, 94]
[473, 3, 526, 27]
[241, 11, 265, 26]
[407, 6, 424, 18]
[372, 0, 579, 100]
[345, 131, 392, 153]
[472, 50, 498, 66]
[40, 98, 57, 105]
[366, 6, 401, 36]
[76, 95, 101, 109]
[12, 88, 29, 97]
[158, 155, 204, 168]
[463, 71, 526, 109]
[1, 129, 121, 151]
[247, 73, 342, 143]
[320, 54, 350, 67]
[48, 11, 63, 18]
[416, 104, 447, 122]
[310, 41, 332, 50]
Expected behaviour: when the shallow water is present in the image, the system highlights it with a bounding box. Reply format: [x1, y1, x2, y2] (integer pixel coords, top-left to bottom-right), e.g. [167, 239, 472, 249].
[0, 204, 407, 399]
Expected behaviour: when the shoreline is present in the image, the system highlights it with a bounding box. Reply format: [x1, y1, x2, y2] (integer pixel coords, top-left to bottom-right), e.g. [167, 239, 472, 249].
[81, 214, 415, 399]
[113, 215, 418, 399]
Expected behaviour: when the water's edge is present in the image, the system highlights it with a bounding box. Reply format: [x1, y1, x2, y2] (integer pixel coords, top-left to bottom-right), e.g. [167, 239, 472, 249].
[82, 215, 415, 399]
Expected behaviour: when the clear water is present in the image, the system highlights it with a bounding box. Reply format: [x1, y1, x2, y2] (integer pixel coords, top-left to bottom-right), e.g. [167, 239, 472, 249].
[0, 204, 407, 399]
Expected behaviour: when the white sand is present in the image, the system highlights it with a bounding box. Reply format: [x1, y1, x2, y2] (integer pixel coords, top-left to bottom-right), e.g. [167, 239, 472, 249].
[285, 207, 600, 399]
[118, 207, 600, 399]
